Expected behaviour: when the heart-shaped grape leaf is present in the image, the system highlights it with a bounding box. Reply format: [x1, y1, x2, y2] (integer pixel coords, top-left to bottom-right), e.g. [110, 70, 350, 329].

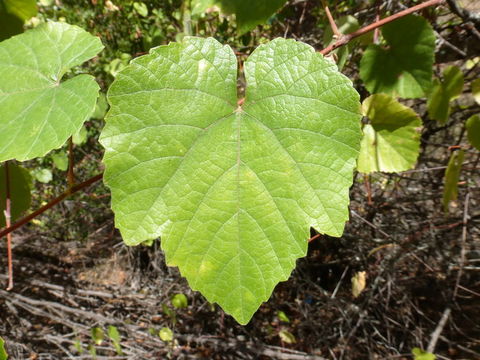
[357, 94, 422, 173]
[359, 15, 435, 98]
[100, 37, 361, 324]
[0, 21, 104, 162]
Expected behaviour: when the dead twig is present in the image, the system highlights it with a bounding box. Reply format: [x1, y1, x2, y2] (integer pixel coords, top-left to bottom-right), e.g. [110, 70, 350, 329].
[427, 307, 451, 353]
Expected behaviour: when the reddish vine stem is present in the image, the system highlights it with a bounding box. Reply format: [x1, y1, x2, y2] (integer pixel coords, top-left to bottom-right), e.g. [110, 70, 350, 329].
[320, 0, 444, 55]
[67, 137, 75, 187]
[4, 162, 13, 290]
[0, 173, 103, 239]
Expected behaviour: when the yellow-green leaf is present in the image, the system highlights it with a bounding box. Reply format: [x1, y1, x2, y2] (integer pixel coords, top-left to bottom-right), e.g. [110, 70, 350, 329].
[101, 37, 361, 324]
[466, 115, 480, 151]
[357, 94, 422, 173]
[442, 150, 464, 212]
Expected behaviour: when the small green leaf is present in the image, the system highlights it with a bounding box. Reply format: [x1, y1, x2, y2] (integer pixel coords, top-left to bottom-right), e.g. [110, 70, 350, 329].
[0, 337, 8, 360]
[466, 115, 480, 151]
[31, 168, 52, 183]
[0, 0, 37, 41]
[171, 293, 188, 309]
[91, 327, 104, 346]
[191, 0, 215, 16]
[359, 15, 435, 98]
[88, 344, 97, 359]
[472, 78, 480, 105]
[278, 330, 296, 344]
[427, 66, 464, 123]
[51, 151, 69, 171]
[412, 347, 436, 360]
[101, 37, 361, 324]
[92, 93, 109, 120]
[73, 338, 83, 354]
[107, 326, 123, 355]
[159, 327, 173, 342]
[72, 126, 88, 146]
[0, 163, 32, 228]
[133, 2, 148, 17]
[0, 21, 104, 162]
[276, 310, 290, 323]
[357, 94, 422, 173]
[443, 150, 464, 212]
[215, 0, 287, 34]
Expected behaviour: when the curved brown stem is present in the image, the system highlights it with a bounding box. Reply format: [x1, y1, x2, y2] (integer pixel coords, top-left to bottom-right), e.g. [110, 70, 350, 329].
[320, 0, 445, 55]
[0, 173, 103, 239]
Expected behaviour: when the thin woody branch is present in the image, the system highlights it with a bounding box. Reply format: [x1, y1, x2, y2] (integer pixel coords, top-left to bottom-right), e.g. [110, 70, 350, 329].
[323, 2, 341, 38]
[320, 0, 445, 55]
[0, 173, 103, 239]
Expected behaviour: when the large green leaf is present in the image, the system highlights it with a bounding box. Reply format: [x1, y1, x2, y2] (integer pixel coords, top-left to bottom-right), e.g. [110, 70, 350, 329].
[359, 15, 435, 98]
[427, 66, 464, 123]
[357, 94, 422, 173]
[443, 150, 464, 212]
[466, 114, 480, 151]
[0, 21, 104, 162]
[101, 37, 361, 324]
[0, 163, 32, 228]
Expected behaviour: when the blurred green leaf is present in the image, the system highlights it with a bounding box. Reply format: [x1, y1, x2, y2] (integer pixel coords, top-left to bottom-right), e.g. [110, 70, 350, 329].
[92, 93, 109, 120]
[108, 325, 123, 355]
[277, 310, 290, 323]
[427, 66, 464, 123]
[466, 115, 480, 151]
[72, 126, 88, 146]
[159, 327, 173, 342]
[357, 94, 422, 173]
[91, 327, 104, 346]
[171, 293, 188, 309]
[31, 168, 52, 183]
[278, 330, 296, 344]
[0, 163, 32, 227]
[0, 337, 7, 360]
[443, 150, 464, 212]
[360, 15, 435, 98]
[220, 0, 287, 34]
[472, 78, 480, 105]
[52, 151, 69, 171]
[73, 338, 83, 354]
[412, 347, 436, 360]
[133, 2, 148, 17]
[4, 0, 36, 20]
